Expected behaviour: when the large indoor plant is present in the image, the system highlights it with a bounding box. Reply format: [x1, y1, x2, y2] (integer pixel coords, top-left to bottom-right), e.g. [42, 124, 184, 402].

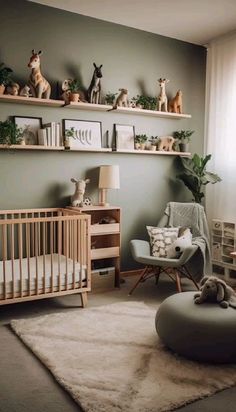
[177, 153, 221, 203]
[0, 119, 23, 145]
[173, 130, 194, 152]
[0, 63, 13, 94]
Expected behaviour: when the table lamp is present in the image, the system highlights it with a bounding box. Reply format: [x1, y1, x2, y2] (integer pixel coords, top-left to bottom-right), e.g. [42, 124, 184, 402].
[98, 165, 120, 206]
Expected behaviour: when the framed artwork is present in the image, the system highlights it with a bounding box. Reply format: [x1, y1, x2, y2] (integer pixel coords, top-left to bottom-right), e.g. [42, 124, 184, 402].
[114, 124, 135, 150]
[13, 116, 42, 145]
[63, 119, 102, 149]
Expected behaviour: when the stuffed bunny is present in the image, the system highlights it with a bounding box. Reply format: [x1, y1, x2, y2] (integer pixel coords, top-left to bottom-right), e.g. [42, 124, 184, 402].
[194, 276, 236, 309]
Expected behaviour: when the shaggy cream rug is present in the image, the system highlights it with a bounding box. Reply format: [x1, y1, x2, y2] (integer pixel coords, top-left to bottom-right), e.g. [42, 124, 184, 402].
[11, 301, 236, 412]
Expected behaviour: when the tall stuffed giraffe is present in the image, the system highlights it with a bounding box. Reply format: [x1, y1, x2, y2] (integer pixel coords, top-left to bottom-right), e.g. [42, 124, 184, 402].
[27, 50, 51, 99]
[157, 78, 169, 112]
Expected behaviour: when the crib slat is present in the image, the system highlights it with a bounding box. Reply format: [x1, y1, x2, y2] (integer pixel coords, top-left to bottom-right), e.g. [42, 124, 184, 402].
[78, 220, 82, 289]
[2, 224, 7, 299]
[43, 221, 46, 293]
[35, 222, 39, 295]
[18, 223, 23, 297]
[26, 223, 31, 296]
[10, 222, 15, 298]
[73, 220, 76, 289]
[58, 219, 61, 291]
[65, 220, 68, 290]
[50, 221, 54, 292]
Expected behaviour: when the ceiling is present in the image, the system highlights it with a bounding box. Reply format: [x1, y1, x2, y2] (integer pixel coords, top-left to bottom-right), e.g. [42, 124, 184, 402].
[29, 0, 236, 45]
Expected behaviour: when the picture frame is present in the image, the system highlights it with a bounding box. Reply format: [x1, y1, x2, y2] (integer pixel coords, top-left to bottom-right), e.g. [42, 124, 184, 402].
[63, 119, 102, 149]
[114, 124, 135, 150]
[13, 116, 42, 145]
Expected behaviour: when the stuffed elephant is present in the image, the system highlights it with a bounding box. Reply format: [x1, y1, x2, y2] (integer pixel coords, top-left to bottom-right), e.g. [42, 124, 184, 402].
[194, 276, 236, 309]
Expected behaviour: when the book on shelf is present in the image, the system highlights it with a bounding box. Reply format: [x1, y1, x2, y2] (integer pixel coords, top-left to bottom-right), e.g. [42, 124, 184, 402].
[38, 122, 62, 147]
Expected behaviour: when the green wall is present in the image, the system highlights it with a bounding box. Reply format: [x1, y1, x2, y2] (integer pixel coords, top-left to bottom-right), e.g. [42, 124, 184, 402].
[0, 0, 206, 269]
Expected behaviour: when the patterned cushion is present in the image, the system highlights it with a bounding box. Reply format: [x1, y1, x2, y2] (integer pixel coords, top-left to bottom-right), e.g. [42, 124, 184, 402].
[147, 226, 179, 257]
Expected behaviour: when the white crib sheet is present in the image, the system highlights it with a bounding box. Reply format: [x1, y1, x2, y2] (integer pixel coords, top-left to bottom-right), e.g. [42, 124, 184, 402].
[0, 254, 87, 297]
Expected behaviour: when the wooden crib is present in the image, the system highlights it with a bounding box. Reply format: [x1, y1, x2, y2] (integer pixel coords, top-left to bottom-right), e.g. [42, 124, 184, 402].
[0, 208, 91, 307]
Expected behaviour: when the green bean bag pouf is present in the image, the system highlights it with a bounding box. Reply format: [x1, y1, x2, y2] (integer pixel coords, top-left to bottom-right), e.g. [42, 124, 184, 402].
[155, 291, 236, 363]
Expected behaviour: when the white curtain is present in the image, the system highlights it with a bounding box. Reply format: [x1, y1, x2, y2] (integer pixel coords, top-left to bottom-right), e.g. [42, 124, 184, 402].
[205, 31, 236, 222]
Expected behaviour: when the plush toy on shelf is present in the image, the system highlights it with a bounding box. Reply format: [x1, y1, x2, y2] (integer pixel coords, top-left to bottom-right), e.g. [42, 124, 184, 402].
[27, 49, 51, 99]
[87, 62, 103, 104]
[157, 78, 169, 112]
[157, 135, 175, 151]
[6, 82, 20, 96]
[71, 178, 90, 207]
[168, 90, 183, 114]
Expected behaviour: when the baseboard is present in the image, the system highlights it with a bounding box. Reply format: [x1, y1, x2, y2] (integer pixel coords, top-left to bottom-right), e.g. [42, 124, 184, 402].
[121, 269, 143, 277]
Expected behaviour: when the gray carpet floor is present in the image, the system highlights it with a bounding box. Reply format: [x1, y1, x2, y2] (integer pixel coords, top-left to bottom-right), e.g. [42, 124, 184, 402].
[0, 275, 236, 412]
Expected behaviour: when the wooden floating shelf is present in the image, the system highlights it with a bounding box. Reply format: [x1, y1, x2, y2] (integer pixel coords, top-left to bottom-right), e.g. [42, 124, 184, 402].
[65, 147, 112, 152]
[64, 102, 112, 111]
[114, 149, 191, 156]
[0, 145, 64, 151]
[0, 94, 64, 107]
[112, 106, 191, 119]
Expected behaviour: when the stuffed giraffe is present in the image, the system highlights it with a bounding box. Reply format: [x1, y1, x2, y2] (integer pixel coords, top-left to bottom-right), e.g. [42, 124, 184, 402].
[27, 50, 51, 99]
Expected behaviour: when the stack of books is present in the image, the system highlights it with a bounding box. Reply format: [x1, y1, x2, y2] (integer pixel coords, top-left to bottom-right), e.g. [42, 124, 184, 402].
[38, 122, 63, 147]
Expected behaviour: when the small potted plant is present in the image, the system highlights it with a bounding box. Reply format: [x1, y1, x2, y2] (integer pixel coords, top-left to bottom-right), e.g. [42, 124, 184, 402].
[0, 63, 13, 94]
[149, 136, 159, 151]
[68, 79, 81, 102]
[104, 92, 118, 105]
[173, 130, 194, 152]
[64, 127, 75, 149]
[0, 119, 23, 145]
[135, 134, 148, 150]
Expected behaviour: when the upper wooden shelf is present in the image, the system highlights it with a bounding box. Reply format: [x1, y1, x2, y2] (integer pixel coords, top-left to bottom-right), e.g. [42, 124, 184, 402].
[114, 149, 191, 157]
[0, 95, 191, 119]
[112, 106, 191, 119]
[64, 102, 112, 111]
[0, 94, 64, 107]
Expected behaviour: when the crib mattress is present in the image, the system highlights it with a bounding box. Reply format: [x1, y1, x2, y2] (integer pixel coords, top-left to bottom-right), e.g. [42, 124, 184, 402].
[0, 254, 87, 297]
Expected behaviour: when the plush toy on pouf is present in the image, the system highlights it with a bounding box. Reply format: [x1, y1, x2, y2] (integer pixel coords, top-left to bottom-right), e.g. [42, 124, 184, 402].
[166, 227, 192, 259]
[194, 276, 236, 308]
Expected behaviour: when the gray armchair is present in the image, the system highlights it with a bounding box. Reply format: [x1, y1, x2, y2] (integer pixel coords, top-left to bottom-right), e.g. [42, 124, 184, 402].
[129, 204, 203, 295]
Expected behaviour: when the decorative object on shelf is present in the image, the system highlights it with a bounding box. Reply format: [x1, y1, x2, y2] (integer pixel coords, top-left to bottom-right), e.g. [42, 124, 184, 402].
[169, 90, 183, 114]
[157, 78, 169, 112]
[157, 136, 175, 151]
[19, 84, 31, 97]
[177, 153, 222, 204]
[83, 197, 92, 206]
[104, 91, 118, 105]
[13, 116, 42, 146]
[27, 50, 51, 99]
[63, 119, 102, 149]
[128, 97, 137, 108]
[134, 134, 148, 150]
[98, 165, 120, 206]
[61, 78, 73, 104]
[71, 178, 90, 207]
[6, 82, 20, 96]
[87, 63, 103, 104]
[109, 88, 129, 111]
[173, 129, 194, 152]
[0, 119, 23, 145]
[194, 276, 236, 308]
[0, 63, 13, 94]
[67, 79, 81, 103]
[114, 124, 135, 150]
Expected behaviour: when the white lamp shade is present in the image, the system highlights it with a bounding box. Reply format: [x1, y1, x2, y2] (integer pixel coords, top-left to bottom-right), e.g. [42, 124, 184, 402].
[99, 165, 120, 189]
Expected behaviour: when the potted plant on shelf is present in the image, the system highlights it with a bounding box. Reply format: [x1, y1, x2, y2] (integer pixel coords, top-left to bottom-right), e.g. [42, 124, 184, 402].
[149, 136, 159, 151]
[0, 63, 13, 95]
[135, 134, 148, 150]
[64, 127, 75, 149]
[177, 153, 221, 204]
[67, 79, 81, 102]
[104, 92, 118, 105]
[0, 120, 23, 145]
[173, 130, 194, 152]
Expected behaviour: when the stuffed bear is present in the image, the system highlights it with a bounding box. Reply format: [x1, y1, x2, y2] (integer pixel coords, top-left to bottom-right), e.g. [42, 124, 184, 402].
[194, 276, 236, 309]
[166, 227, 192, 259]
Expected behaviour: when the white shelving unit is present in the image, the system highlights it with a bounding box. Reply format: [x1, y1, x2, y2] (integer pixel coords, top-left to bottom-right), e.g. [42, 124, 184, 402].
[211, 219, 236, 284]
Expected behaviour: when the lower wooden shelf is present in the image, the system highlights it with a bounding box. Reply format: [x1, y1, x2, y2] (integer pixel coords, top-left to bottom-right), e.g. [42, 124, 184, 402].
[0, 144, 64, 151]
[114, 149, 191, 156]
[91, 247, 120, 260]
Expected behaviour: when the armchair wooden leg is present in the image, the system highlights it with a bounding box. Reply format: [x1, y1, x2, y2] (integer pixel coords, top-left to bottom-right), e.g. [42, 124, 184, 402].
[175, 272, 182, 293]
[128, 266, 149, 295]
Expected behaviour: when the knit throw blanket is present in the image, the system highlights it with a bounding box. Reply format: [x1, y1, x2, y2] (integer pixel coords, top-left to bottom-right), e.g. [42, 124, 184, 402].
[164, 202, 212, 281]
